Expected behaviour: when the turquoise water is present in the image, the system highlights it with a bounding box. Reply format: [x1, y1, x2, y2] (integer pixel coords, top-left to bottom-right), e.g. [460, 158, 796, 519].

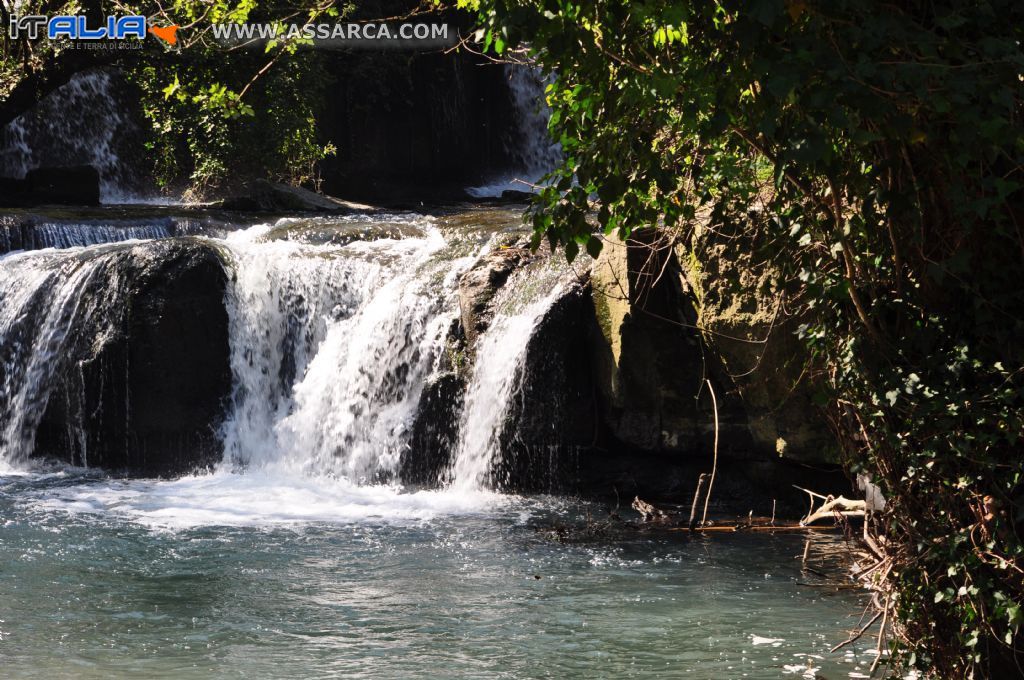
[0, 469, 877, 679]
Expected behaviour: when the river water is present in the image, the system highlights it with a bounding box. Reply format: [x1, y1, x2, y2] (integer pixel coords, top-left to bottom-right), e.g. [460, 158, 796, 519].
[0, 208, 875, 678]
[0, 469, 877, 679]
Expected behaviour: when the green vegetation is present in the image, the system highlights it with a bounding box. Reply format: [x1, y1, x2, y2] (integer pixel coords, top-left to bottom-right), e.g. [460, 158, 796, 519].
[456, 0, 1024, 675]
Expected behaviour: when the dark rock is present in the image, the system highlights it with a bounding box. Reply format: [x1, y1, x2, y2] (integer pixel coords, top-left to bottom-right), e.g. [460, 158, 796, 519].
[0, 166, 100, 206]
[0, 176, 27, 204]
[458, 240, 535, 348]
[403, 370, 465, 484]
[494, 282, 601, 493]
[31, 239, 232, 476]
[499, 189, 534, 202]
[314, 29, 518, 203]
[221, 179, 371, 213]
[26, 165, 101, 205]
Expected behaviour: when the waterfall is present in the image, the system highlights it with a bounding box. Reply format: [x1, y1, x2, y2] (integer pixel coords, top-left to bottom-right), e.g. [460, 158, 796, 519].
[447, 259, 573, 490]
[0, 70, 140, 203]
[0, 211, 574, 495]
[466, 65, 561, 198]
[219, 217, 478, 483]
[505, 65, 562, 179]
[0, 217, 175, 254]
[0, 246, 128, 465]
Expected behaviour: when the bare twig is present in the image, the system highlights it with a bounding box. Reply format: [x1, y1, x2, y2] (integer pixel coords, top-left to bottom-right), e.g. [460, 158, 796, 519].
[700, 379, 720, 526]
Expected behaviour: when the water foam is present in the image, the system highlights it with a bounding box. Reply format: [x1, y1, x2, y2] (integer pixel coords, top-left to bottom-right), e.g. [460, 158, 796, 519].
[22, 469, 506, 530]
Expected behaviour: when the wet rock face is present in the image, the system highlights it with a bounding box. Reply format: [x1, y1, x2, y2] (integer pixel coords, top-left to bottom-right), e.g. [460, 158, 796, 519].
[498, 283, 601, 493]
[458, 241, 536, 348]
[32, 240, 231, 475]
[0, 165, 101, 207]
[403, 370, 464, 485]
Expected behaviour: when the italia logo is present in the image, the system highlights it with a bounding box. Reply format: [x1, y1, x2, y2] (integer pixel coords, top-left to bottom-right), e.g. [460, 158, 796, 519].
[149, 24, 179, 45]
[8, 15, 179, 44]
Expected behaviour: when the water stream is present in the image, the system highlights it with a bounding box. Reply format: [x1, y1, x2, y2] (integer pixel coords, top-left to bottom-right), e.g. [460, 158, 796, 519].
[0, 208, 873, 677]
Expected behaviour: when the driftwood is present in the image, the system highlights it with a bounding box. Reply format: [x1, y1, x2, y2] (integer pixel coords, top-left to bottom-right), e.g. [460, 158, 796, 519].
[801, 496, 867, 526]
[688, 473, 709, 531]
[794, 486, 867, 526]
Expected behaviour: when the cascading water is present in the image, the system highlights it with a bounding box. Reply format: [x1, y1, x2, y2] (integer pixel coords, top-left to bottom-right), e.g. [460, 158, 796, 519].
[0, 216, 175, 254]
[467, 65, 562, 198]
[0, 210, 574, 501]
[219, 216, 479, 485]
[0, 244, 147, 467]
[0, 69, 142, 203]
[505, 65, 563, 177]
[447, 260, 574, 490]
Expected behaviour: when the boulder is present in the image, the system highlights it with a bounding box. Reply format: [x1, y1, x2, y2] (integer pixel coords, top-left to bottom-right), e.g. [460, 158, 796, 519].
[457, 239, 535, 348]
[31, 239, 232, 475]
[499, 189, 535, 202]
[221, 179, 373, 213]
[496, 282, 602, 493]
[403, 370, 465, 485]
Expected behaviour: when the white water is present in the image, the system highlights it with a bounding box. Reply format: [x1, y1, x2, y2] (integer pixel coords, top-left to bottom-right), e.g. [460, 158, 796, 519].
[23, 468, 504, 530]
[0, 70, 140, 202]
[448, 260, 573, 490]
[0, 220, 173, 253]
[467, 65, 562, 198]
[219, 217, 482, 486]
[0, 213, 575, 530]
[0, 248, 116, 464]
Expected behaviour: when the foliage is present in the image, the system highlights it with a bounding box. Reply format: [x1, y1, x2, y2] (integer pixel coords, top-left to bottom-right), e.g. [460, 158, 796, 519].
[457, 0, 1024, 675]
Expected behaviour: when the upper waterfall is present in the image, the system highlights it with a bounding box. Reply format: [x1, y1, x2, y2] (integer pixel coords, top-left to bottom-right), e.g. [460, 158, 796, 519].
[0, 70, 143, 203]
[467, 64, 562, 198]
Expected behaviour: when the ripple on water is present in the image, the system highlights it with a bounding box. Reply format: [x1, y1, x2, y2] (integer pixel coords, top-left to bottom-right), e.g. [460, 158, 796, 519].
[0, 468, 875, 679]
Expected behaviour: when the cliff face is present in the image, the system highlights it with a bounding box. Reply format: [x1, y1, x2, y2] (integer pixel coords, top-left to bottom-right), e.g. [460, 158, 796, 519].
[453, 226, 845, 513]
[587, 228, 836, 465]
[678, 221, 839, 465]
[315, 49, 516, 202]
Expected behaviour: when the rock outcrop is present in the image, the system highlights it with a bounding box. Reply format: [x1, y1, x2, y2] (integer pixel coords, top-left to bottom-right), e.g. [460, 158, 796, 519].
[0, 165, 101, 206]
[31, 239, 232, 475]
[449, 226, 847, 512]
[221, 179, 374, 213]
[457, 238, 537, 348]
[677, 218, 837, 463]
